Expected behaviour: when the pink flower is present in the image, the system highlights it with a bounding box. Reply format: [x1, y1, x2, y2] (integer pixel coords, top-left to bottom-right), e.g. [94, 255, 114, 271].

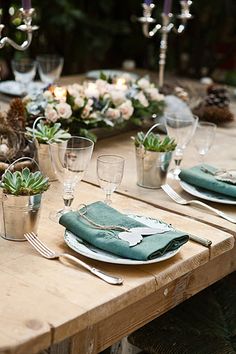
[45, 104, 59, 123]
[74, 96, 85, 108]
[55, 102, 72, 119]
[118, 100, 134, 120]
[145, 87, 164, 101]
[81, 99, 93, 119]
[106, 108, 120, 120]
[84, 83, 100, 100]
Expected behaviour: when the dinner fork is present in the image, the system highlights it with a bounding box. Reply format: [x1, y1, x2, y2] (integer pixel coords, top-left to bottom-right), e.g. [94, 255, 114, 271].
[161, 184, 236, 224]
[24, 232, 123, 285]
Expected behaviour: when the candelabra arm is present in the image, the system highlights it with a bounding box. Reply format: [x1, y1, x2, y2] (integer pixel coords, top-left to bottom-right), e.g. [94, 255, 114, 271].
[143, 23, 162, 38]
[0, 31, 33, 51]
[0, 8, 38, 51]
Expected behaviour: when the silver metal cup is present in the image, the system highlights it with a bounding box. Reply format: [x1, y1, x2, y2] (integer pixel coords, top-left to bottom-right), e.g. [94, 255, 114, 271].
[136, 146, 172, 189]
[0, 193, 42, 241]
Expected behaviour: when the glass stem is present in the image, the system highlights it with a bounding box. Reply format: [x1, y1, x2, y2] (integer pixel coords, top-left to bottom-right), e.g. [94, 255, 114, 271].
[104, 192, 112, 205]
[173, 148, 183, 178]
[63, 184, 74, 211]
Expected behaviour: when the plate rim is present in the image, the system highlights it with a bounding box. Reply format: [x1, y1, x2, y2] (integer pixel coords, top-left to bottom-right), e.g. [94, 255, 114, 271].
[180, 180, 236, 205]
[0, 80, 45, 96]
[64, 214, 181, 265]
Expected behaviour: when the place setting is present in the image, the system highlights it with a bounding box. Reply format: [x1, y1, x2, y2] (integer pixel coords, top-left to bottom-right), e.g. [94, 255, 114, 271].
[161, 113, 236, 223]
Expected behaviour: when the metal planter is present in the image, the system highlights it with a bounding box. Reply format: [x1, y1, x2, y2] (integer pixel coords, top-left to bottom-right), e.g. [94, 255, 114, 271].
[135, 146, 172, 189]
[0, 193, 42, 241]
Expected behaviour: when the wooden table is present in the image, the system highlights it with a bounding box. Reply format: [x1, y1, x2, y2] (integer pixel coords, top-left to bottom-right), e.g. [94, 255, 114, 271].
[0, 74, 236, 354]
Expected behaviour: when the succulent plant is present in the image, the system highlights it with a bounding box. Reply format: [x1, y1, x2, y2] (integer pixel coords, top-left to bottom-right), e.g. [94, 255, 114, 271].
[133, 131, 177, 152]
[1, 167, 49, 196]
[26, 121, 71, 144]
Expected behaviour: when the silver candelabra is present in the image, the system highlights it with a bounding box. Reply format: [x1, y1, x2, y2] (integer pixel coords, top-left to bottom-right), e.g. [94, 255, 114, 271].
[0, 8, 38, 51]
[138, 1, 193, 87]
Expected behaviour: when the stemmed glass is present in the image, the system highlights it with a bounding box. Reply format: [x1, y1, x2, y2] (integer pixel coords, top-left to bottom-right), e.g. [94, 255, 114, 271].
[164, 114, 199, 179]
[49, 136, 94, 219]
[97, 155, 125, 205]
[36, 55, 64, 85]
[11, 58, 36, 95]
[193, 122, 216, 163]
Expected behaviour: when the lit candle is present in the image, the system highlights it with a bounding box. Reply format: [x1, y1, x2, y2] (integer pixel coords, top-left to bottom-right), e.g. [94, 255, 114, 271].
[163, 0, 172, 14]
[54, 86, 67, 102]
[22, 0, 31, 10]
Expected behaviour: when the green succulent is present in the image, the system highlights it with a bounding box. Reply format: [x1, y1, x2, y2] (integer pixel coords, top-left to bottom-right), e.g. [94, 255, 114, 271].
[26, 121, 71, 144]
[1, 167, 49, 196]
[133, 131, 177, 152]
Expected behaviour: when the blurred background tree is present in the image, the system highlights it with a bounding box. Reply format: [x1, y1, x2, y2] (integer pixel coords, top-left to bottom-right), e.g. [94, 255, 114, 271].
[1, 0, 236, 83]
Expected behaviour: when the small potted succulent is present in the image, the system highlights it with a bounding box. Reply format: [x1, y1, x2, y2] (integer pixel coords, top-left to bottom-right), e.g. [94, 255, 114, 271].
[133, 126, 176, 189]
[0, 164, 49, 241]
[26, 119, 71, 181]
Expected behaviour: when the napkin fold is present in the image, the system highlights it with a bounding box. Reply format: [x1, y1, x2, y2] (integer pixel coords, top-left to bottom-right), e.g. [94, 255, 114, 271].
[179, 164, 236, 198]
[59, 201, 188, 261]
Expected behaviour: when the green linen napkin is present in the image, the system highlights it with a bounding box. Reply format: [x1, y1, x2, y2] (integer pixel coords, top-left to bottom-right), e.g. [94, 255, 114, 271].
[59, 201, 189, 261]
[179, 164, 236, 198]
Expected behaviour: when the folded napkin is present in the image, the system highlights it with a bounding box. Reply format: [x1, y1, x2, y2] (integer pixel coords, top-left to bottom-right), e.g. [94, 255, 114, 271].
[59, 201, 188, 261]
[179, 164, 236, 198]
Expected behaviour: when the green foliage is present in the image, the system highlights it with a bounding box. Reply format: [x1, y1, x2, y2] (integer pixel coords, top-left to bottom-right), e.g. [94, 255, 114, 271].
[134, 131, 176, 152]
[26, 121, 71, 144]
[1, 168, 49, 196]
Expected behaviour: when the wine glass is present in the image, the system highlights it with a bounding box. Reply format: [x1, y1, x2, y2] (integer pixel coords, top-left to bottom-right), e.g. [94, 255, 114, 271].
[97, 155, 125, 205]
[36, 55, 64, 85]
[11, 58, 36, 95]
[193, 121, 216, 163]
[164, 114, 199, 179]
[49, 136, 94, 219]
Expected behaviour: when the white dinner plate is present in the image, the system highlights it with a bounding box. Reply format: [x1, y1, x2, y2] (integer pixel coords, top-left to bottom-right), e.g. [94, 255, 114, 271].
[64, 214, 181, 265]
[86, 69, 139, 81]
[0, 80, 45, 96]
[180, 180, 236, 205]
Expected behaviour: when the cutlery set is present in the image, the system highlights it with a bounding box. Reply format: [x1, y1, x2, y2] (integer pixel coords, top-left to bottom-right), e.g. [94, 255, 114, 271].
[24, 182, 232, 285]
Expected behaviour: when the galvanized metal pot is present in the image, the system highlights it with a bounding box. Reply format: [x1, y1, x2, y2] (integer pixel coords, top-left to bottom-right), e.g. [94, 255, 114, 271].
[37, 142, 57, 181]
[135, 146, 172, 189]
[0, 193, 42, 241]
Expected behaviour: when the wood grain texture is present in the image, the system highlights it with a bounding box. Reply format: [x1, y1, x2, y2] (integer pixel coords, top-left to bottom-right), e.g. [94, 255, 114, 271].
[0, 182, 234, 354]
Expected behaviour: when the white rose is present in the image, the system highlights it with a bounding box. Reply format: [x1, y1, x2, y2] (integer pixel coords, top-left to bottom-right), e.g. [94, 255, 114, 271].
[106, 108, 120, 120]
[137, 78, 150, 90]
[67, 83, 84, 97]
[45, 104, 59, 123]
[145, 87, 164, 101]
[43, 90, 54, 101]
[84, 83, 100, 100]
[55, 102, 72, 119]
[74, 96, 85, 108]
[95, 79, 109, 96]
[118, 100, 134, 120]
[109, 90, 126, 106]
[135, 91, 149, 107]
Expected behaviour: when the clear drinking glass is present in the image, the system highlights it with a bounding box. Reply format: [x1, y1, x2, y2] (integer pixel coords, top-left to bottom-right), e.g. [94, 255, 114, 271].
[49, 136, 94, 219]
[97, 155, 125, 205]
[193, 121, 216, 163]
[36, 55, 64, 85]
[11, 58, 36, 95]
[164, 114, 199, 179]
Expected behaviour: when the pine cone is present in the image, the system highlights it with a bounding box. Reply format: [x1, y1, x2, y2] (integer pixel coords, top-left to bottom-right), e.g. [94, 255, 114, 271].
[193, 103, 234, 124]
[205, 85, 230, 108]
[7, 98, 26, 131]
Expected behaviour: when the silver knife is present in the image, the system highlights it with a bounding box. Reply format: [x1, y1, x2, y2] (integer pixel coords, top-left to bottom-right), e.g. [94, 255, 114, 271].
[189, 234, 212, 247]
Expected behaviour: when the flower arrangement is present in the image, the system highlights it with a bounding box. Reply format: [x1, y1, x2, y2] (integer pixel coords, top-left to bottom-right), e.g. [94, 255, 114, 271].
[24, 75, 165, 141]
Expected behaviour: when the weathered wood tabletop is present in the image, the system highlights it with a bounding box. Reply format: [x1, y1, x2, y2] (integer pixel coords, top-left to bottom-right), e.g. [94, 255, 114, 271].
[0, 74, 236, 354]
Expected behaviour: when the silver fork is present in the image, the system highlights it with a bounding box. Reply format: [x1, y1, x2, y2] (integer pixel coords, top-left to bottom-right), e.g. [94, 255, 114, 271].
[161, 184, 236, 224]
[24, 232, 123, 285]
